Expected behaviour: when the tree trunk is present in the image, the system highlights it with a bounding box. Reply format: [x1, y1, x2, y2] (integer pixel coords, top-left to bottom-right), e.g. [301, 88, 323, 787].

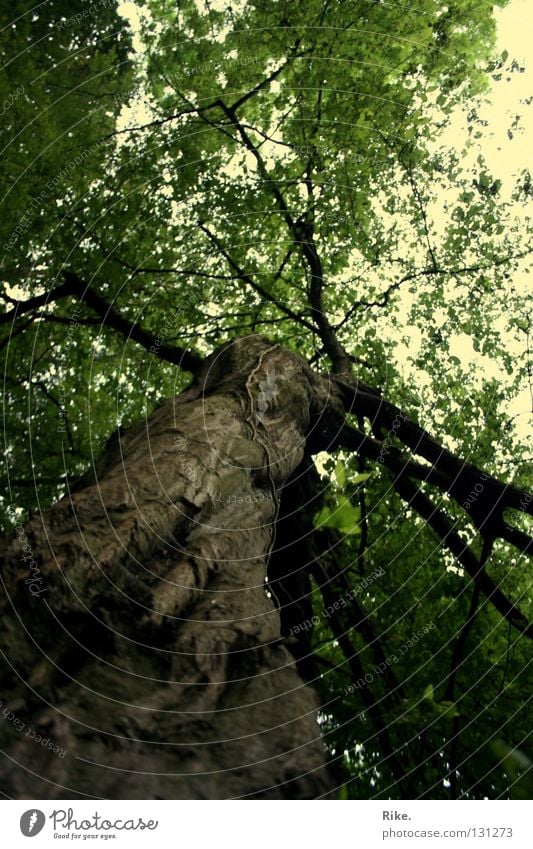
[0, 336, 343, 799]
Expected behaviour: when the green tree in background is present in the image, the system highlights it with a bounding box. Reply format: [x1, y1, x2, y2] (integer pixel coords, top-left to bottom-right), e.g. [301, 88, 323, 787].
[0, 0, 531, 799]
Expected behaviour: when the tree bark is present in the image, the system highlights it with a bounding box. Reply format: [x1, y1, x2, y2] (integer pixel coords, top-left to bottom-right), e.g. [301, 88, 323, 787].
[0, 336, 342, 799]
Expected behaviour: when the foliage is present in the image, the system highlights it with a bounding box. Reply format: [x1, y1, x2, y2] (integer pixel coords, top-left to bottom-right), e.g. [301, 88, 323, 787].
[1, 0, 531, 799]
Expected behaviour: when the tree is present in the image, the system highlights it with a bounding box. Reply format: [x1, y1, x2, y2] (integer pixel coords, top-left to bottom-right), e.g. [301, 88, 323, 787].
[0, 0, 531, 799]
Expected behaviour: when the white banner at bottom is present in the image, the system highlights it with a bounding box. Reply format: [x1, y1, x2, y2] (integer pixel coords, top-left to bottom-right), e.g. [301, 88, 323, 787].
[2, 800, 530, 848]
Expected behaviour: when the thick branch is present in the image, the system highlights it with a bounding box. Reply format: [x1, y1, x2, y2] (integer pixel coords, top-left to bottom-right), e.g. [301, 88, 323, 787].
[0, 278, 76, 324]
[336, 381, 533, 534]
[66, 272, 203, 373]
[338, 425, 532, 637]
[394, 476, 532, 640]
[2, 272, 203, 373]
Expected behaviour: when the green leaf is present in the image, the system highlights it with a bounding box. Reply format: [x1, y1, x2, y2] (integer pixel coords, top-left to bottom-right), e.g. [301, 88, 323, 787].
[352, 472, 372, 485]
[335, 460, 346, 488]
[435, 700, 460, 720]
[313, 497, 361, 535]
[423, 684, 435, 701]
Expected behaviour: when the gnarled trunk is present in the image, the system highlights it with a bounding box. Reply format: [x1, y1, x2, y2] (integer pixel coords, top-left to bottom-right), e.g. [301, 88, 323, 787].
[0, 336, 342, 799]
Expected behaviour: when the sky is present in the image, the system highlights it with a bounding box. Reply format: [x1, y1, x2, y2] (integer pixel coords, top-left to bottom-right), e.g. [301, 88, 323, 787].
[437, 0, 532, 439]
[490, 0, 532, 179]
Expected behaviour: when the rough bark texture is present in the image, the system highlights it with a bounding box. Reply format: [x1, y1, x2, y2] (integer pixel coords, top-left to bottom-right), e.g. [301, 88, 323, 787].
[0, 336, 344, 799]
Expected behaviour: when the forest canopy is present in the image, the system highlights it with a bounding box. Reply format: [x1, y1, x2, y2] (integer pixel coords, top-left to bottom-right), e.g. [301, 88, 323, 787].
[0, 0, 532, 800]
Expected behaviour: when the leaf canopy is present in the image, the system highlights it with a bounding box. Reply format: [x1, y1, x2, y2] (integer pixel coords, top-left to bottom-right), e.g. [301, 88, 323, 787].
[1, 0, 531, 800]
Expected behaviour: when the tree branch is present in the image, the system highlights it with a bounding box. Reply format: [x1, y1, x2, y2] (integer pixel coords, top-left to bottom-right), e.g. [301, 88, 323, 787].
[336, 381, 533, 533]
[338, 424, 532, 637]
[61, 272, 203, 373]
[2, 271, 204, 374]
[395, 476, 531, 639]
[198, 223, 319, 333]
[336, 250, 533, 330]
[0, 278, 77, 324]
